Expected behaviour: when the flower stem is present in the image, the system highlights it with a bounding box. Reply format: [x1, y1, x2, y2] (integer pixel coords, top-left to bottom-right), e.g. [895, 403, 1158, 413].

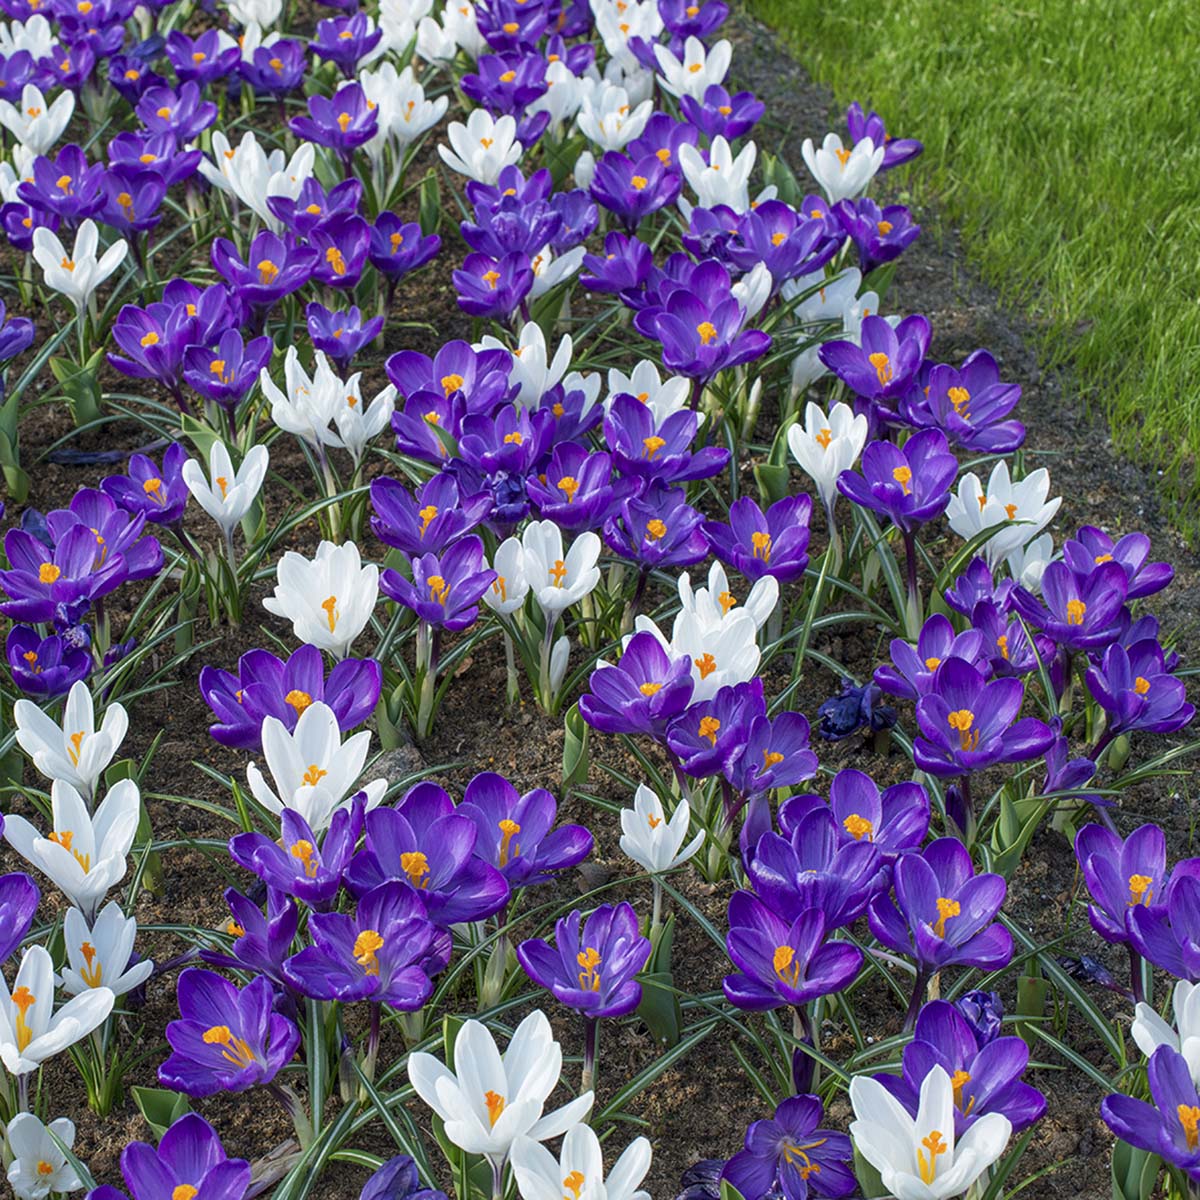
[1128, 945, 1147, 1006]
[490, 1157, 505, 1200]
[903, 968, 930, 1033]
[651, 878, 663, 933]
[580, 1016, 599, 1095]
[503, 631, 520, 708]
[268, 1082, 314, 1150]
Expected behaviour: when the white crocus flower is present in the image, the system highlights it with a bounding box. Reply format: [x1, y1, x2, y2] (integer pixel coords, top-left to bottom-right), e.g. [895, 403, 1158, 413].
[677, 562, 778, 634]
[4, 780, 139, 921]
[13, 681, 127, 803]
[263, 540, 379, 659]
[353, 64, 447, 161]
[528, 59, 585, 126]
[261, 347, 343, 451]
[198, 132, 315, 230]
[246, 702, 386, 832]
[379, 0, 433, 53]
[620, 785, 703, 875]
[333, 377, 396, 466]
[443, 0, 486, 58]
[407, 1009, 593, 1167]
[1006, 532, 1055, 592]
[802, 132, 884, 203]
[415, 13, 457, 62]
[60, 903, 153, 998]
[0, 16, 56, 62]
[438, 110, 521, 184]
[481, 324, 571, 408]
[576, 83, 652, 152]
[521, 522, 601, 616]
[235, 21, 278, 63]
[556, 370, 602, 420]
[572, 149, 596, 190]
[593, 1, 662, 71]
[732, 262, 772, 321]
[606, 361, 693, 429]
[484, 538, 530, 616]
[788, 400, 869, 514]
[548, 636, 571, 694]
[945, 460, 1061, 568]
[654, 35, 731, 100]
[0, 945, 114, 1077]
[6, 1113, 83, 1199]
[1133, 979, 1200, 1084]
[634, 607, 760, 705]
[678, 137, 759, 213]
[850, 1066, 1011, 1200]
[530, 244, 585, 300]
[601, 56, 656, 108]
[0, 144, 36, 203]
[226, 0, 283, 28]
[0, 84, 73, 153]
[181, 442, 269, 536]
[32, 221, 127, 314]
[780, 267, 864, 393]
[511, 1125, 651, 1200]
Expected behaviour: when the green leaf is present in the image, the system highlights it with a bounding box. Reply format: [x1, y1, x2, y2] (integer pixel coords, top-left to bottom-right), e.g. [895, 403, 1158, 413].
[418, 171, 442, 237]
[561, 702, 590, 792]
[720, 1182, 748, 1200]
[131, 1086, 191, 1139]
[753, 461, 791, 508]
[852, 1146, 889, 1199]
[1110, 1140, 1160, 1200]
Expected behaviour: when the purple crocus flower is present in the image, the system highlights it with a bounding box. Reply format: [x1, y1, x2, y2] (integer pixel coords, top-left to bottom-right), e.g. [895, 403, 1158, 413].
[679, 84, 763, 141]
[1086, 639, 1194, 738]
[603, 482, 709, 571]
[283, 882, 450, 1009]
[267, 178, 363, 239]
[310, 12, 382, 76]
[1102, 1046, 1200, 1180]
[816, 679, 897, 742]
[6, 626, 91, 695]
[627, 112, 700, 172]
[725, 711, 818, 800]
[183, 329, 272, 412]
[98, 168, 167, 236]
[20, 144, 105, 221]
[525, 444, 627, 531]
[779, 769, 930, 867]
[386, 339, 514, 415]
[846, 102, 923, 171]
[380, 535, 496, 631]
[650, 289, 771, 381]
[1, 524, 124, 623]
[47, 488, 163, 584]
[874, 613, 989, 701]
[1062, 525, 1173, 600]
[0, 199, 57, 253]
[880, 1000, 1046, 1136]
[659, 0, 729, 39]
[107, 132, 201, 189]
[462, 51, 547, 116]
[746, 804, 881, 930]
[667, 678, 765, 780]
[969, 600, 1046, 677]
[913, 657, 1054, 779]
[136, 82, 218, 144]
[605, 395, 729, 484]
[1010, 560, 1128, 651]
[109, 58, 169, 105]
[954, 990, 1005, 1046]
[199, 644, 381, 752]
[459, 404, 552, 476]
[727, 202, 836, 289]
[899, 352, 1024, 454]
[360, 1156, 449, 1200]
[837, 427, 957, 533]
[453, 251, 534, 320]
[457, 771, 593, 888]
[310, 214, 371, 290]
[229, 800, 364, 911]
[211, 231, 319, 314]
[0, 872, 39, 963]
[159, 969, 300, 1096]
[39, 44, 97, 93]
[290, 86, 379, 159]
[118, 1114, 251, 1200]
[517, 902, 651, 1018]
[723, 893, 863, 1012]
[371, 473, 490, 556]
[702, 495, 811, 585]
[306, 303, 383, 371]
[345, 782, 511, 925]
[390, 392, 467, 464]
[721, 1094, 856, 1200]
[589, 151, 681, 233]
[833, 196, 920, 274]
[945, 556, 1013, 618]
[578, 630, 695, 739]
[1074, 822, 1200, 946]
[0, 298, 34, 363]
[368, 214, 442, 284]
[820, 313, 931, 427]
[867, 838, 1013, 976]
[1128, 874, 1200, 982]
[199, 888, 298, 988]
[165, 30, 240, 85]
[0, 50, 34, 102]
[242, 38, 307, 96]
[548, 188, 598, 250]
[580, 232, 655, 304]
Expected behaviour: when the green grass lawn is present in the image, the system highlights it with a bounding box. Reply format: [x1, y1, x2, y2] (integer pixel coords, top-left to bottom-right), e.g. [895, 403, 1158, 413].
[751, 0, 1200, 532]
